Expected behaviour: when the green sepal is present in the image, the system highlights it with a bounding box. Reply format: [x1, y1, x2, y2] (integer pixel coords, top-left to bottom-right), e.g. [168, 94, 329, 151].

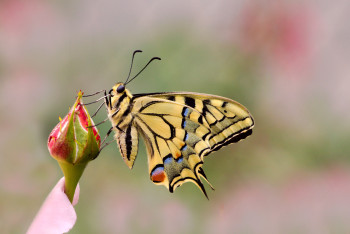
[57, 108, 77, 164]
[74, 108, 100, 164]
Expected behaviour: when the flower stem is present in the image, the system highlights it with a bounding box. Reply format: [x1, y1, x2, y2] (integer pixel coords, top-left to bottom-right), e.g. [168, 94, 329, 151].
[58, 161, 87, 203]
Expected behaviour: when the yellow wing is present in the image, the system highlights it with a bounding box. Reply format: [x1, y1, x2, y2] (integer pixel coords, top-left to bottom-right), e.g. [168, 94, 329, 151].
[131, 92, 254, 198]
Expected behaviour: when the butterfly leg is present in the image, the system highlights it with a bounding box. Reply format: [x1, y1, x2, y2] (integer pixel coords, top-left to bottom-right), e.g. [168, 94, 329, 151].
[93, 139, 116, 159]
[83, 95, 108, 105]
[98, 138, 116, 154]
[101, 127, 113, 145]
[82, 89, 106, 97]
[111, 108, 120, 117]
[110, 108, 126, 133]
[104, 90, 111, 110]
[93, 127, 114, 159]
[116, 124, 125, 133]
[91, 102, 105, 118]
[87, 117, 109, 128]
[91, 89, 111, 117]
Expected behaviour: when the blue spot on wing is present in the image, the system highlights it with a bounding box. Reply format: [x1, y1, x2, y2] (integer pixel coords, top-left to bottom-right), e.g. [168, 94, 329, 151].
[184, 132, 189, 141]
[181, 119, 187, 128]
[183, 108, 190, 117]
[151, 166, 164, 176]
[176, 156, 183, 163]
[181, 145, 188, 151]
[163, 155, 173, 164]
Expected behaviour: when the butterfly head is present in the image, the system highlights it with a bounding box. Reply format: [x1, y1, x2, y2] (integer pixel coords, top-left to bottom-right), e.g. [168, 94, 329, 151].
[110, 82, 131, 98]
[108, 82, 133, 111]
[113, 82, 125, 94]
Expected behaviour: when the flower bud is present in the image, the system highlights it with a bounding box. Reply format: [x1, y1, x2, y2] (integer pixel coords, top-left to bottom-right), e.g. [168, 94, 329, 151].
[47, 91, 100, 202]
[48, 91, 100, 163]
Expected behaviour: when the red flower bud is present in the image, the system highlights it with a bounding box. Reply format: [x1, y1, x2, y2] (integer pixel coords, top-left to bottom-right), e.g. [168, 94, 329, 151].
[47, 91, 100, 202]
[48, 91, 100, 164]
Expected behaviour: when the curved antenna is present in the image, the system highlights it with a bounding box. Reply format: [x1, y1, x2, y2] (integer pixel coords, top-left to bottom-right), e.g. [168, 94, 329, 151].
[124, 50, 143, 84]
[125, 57, 161, 85]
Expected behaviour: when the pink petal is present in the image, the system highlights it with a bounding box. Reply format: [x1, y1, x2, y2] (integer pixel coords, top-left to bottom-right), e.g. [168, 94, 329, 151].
[27, 177, 80, 234]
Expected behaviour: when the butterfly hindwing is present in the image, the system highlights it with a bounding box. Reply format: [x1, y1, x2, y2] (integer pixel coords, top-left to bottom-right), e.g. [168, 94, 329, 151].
[130, 92, 254, 196]
[132, 97, 209, 195]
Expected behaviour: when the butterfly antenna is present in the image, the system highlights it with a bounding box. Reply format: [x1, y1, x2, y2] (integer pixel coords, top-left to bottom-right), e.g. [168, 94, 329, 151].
[125, 56, 161, 85]
[124, 50, 143, 84]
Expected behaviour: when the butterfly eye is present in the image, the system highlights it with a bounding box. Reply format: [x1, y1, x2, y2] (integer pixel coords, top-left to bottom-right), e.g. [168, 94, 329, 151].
[117, 85, 125, 93]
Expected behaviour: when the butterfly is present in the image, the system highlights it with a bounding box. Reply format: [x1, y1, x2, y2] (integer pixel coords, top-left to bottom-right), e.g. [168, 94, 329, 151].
[90, 50, 254, 198]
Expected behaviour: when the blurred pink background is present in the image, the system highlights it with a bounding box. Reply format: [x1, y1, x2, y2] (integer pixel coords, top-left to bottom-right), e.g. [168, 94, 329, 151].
[1, 0, 350, 233]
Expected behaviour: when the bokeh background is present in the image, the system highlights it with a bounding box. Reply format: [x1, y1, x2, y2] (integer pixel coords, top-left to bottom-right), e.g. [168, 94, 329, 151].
[1, 0, 350, 233]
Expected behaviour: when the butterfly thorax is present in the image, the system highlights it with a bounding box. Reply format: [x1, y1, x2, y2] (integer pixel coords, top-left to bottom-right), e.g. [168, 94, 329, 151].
[107, 83, 134, 131]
